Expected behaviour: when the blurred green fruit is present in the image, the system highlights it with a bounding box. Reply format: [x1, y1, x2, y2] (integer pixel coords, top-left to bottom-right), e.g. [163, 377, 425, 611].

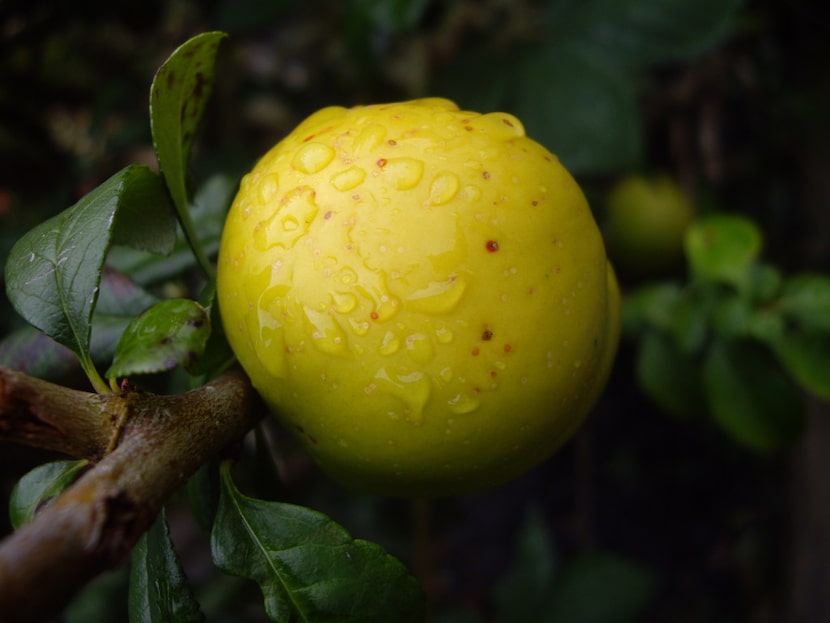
[604, 174, 696, 279]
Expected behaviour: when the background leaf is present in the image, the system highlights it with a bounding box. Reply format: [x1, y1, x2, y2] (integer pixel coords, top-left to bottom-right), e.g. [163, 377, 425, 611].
[703, 339, 805, 453]
[210, 465, 425, 623]
[542, 553, 655, 623]
[494, 507, 557, 623]
[547, 0, 745, 67]
[769, 329, 830, 400]
[65, 568, 130, 623]
[513, 43, 641, 174]
[129, 509, 204, 623]
[433, 0, 743, 176]
[9, 460, 87, 529]
[778, 274, 830, 332]
[636, 331, 706, 420]
[106, 299, 210, 379]
[684, 214, 763, 289]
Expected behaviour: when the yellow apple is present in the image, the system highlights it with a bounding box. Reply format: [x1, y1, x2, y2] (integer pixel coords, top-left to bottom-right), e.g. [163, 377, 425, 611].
[217, 98, 619, 496]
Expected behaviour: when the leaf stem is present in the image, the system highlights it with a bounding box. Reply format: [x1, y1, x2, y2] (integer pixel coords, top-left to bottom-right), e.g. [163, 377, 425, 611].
[80, 354, 112, 395]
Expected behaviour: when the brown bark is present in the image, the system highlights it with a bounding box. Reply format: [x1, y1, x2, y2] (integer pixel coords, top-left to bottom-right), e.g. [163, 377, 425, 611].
[0, 366, 266, 623]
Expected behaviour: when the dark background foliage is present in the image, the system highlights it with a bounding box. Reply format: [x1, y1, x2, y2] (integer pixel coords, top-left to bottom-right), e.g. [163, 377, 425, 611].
[2, 1, 829, 621]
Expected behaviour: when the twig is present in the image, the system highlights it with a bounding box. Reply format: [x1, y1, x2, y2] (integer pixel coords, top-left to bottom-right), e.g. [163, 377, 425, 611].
[0, 367, 112, 460]
[0, 366, 266, 623]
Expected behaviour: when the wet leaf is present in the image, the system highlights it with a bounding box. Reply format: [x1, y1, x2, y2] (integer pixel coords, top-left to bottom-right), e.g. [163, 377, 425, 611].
[106, 299, 210, 378]
[129, 509, 204, 623]
[1, 269, 159, 380]
[107, 174, 235, 287]
[210, 464, 425, 623]
[4, 165, 173, 387]
[150, 31, 226, 279]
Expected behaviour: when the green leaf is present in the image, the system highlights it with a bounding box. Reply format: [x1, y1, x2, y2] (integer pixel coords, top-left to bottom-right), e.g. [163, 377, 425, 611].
[746, 263, 782, 304]
[106, 298, 210, 379]
[0, 327, 81, 381]
[111, 165, 178, 255]
[188, 281, 235, 378]
[746, 307, 785, 344]
[4, 165, 170, 391]
[712, 294, 752, 338]
[543, 553, 655, 623]
[1, 269, 160, 381]
[636, 331, 706, 420]
[107, 174, 236, 287]
[621, 283, 683, 336]
[150, 31, 226, 278]
[431, 51, 513, 122]
[9, 460, 87, 528]
[622, 283, 708, 354]
[494, 507, 557, 623]
[129, 509, 204, 623]
[778, 274, 830, 332]
[769, 329, 830, 400]
[547, 0, 744, 67]
[65, 567, 130, 623]
[210, 464, 425, 623]
[353, 0, 431, 32]
[703, 339, 805, 453]
[513, 43, 641, 174]
[684, 214, 763, 289]
[431, 611, 485, 623]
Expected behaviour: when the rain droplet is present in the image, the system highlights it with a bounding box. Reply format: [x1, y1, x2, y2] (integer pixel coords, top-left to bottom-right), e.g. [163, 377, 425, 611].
[339, 267, 358, 285]
[331, 291, 357, 314]
[353, 123, 387, 153]
[379, 331, 401, 355]
[405, 277, 467, 314]
[384, 157, 424, 190]
[291, 142, 335, 174]
[373, 367, 432, 426]
[405, 333, 434, 364]
[428, 172, 460, 206]
[434, 326, 453, 344]
[348, 318, 371, 336]
[331, 166, 366, 191]
[448, 392, 480, 414]
[257, 172, 280, 203]
[302, 306, 349, 356]
[255, 186, 319, 250]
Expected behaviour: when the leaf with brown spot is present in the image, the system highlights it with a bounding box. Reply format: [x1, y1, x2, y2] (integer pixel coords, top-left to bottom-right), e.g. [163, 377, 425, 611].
[149, 31, 226, 251]
[106, 298, 210, 379]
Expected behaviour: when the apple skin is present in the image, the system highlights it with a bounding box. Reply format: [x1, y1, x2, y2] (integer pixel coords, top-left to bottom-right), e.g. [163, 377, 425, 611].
[217, 98, 619, 497]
